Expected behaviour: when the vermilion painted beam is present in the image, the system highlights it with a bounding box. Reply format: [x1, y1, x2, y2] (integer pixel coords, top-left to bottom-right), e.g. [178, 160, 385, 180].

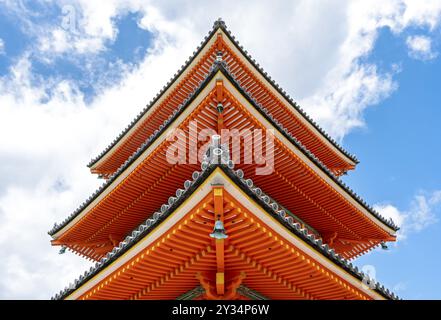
[216, 80, 224, 133]
[213, 186, 225, 295]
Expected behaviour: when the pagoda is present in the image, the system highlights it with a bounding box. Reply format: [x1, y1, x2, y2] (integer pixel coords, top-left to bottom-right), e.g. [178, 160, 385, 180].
[49, 19, 399, 300]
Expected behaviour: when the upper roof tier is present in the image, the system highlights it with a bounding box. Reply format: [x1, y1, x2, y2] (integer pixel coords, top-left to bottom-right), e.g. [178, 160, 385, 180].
[88, 19, 358, 178]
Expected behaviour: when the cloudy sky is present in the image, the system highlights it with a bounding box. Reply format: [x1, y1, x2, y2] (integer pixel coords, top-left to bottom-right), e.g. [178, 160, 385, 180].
[0, 0, 440, 299]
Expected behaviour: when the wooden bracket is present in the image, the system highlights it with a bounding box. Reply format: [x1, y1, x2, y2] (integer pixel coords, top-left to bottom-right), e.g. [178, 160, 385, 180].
[196, 271, 246, 300]
[322, 231, 338, 246]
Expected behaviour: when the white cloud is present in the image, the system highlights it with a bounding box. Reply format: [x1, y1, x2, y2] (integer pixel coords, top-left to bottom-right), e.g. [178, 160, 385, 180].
[37, 28, 105, 56]
[0, 38, 4, 55]
[298, 0, 441, 140]
[0, 0, 441, 299]
[0, 6, 202, 299]
[406, 35, 438, 60]
[375, 190, 441, 241]
[401, 0, 441, 30]
[392, 281, 407, 293]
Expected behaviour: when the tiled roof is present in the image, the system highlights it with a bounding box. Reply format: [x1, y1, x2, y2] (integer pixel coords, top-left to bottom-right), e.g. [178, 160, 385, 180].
[52, 159, 399, 300]
[49, 61, 398, 237]
[87, 18, 358, 169]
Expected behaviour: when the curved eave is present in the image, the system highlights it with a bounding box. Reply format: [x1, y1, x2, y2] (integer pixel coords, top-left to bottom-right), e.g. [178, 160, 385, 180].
[49, 65, 398, 244]
[53, 166, 397, 301]
[88, 19, 357, 174]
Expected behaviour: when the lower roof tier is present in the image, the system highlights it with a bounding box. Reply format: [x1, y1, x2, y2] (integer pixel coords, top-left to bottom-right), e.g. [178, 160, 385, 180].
[54, 166, 397, 300]
[49, 69, 397, 261]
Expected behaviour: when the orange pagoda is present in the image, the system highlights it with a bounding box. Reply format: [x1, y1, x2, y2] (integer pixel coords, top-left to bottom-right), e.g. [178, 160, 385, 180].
[50, 19, 399, 300]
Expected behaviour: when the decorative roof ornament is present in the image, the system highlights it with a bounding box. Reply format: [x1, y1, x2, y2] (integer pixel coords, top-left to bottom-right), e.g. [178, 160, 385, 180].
[211, 56, 227, 72]
[380, 241, 389, 250]
[210, 219, 228, 239]
[201, 135, 233, 168]
[216, 50, 223, 62]
[213, 18, 226, 29]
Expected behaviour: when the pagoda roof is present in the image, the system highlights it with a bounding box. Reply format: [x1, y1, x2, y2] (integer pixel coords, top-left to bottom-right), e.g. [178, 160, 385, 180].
[87, 19, 358, 177]
[52, 164, 398, 300]
[49, 63, 398, 246]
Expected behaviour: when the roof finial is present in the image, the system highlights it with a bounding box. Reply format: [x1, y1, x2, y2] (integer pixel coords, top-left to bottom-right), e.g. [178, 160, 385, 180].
[216, 50, 223, 62]
[213, 18, 226, 29]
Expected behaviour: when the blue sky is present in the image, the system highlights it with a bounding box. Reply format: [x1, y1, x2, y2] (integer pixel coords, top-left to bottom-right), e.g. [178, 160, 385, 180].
[345, 26, 441, 299]
[0, 1, 440, 299]
[0, 4, 152, 102]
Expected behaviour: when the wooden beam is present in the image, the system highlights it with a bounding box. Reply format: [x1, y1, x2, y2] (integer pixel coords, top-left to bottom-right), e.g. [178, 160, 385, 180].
[128, 246, 211, 300]
[213, 186, 224, 221]
[228, 244, 314, 299]
[216, 80, 224, 133]
[213, 186, 225, 295]
[216, 33, 224, 51]
[216, 239, 225, 295]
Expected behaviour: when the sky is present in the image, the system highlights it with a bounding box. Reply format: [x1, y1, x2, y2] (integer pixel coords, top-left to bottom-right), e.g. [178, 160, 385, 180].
[0, 0, 440, 300]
